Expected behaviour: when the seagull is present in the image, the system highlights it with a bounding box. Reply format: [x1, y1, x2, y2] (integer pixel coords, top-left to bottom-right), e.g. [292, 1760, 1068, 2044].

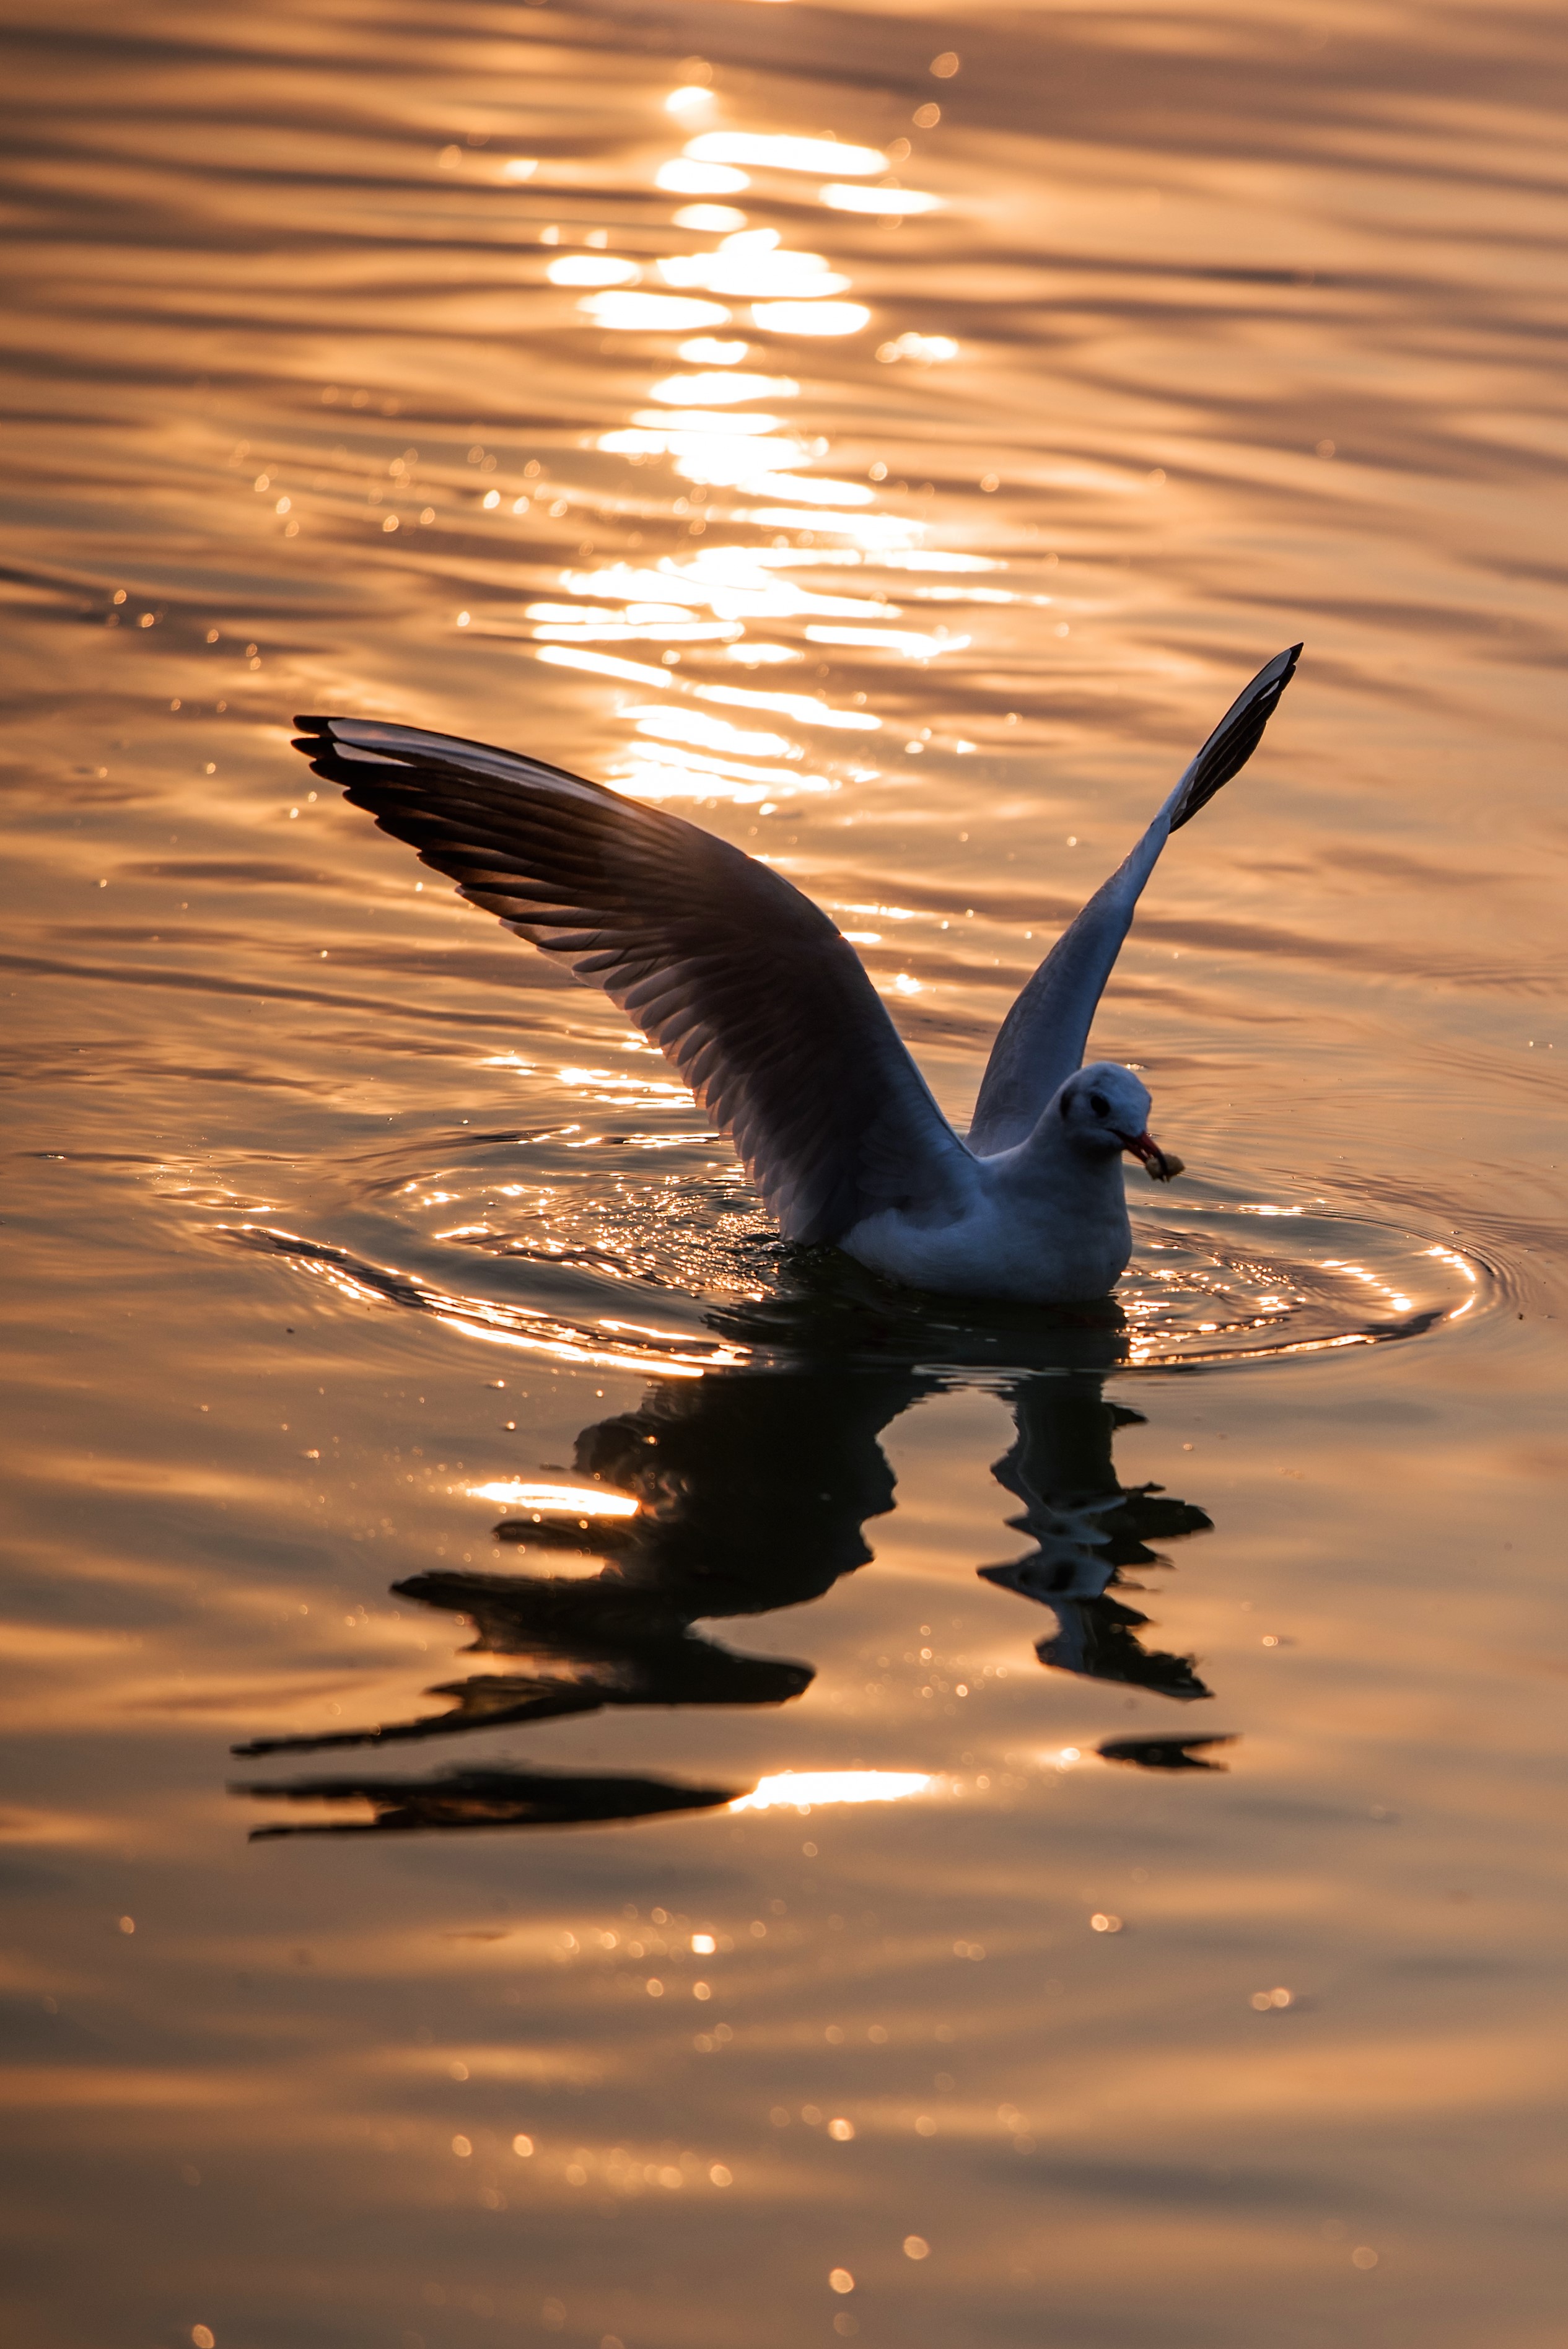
[292, 644, 1299, 1303]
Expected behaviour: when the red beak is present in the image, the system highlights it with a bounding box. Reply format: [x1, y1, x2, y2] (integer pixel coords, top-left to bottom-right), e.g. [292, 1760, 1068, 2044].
[1122, 1129, 1184, 1183]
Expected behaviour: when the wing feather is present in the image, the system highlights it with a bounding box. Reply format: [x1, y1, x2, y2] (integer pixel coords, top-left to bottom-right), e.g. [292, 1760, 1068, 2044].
[968, 646, 1300, 1155]
[292, 717, 970, 1242]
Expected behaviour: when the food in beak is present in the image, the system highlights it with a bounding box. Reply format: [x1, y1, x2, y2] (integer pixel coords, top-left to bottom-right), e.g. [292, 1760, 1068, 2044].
[1124, 1130, 1184, 1184]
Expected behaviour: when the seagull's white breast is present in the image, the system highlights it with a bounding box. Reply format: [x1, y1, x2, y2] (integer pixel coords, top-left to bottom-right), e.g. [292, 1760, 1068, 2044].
[840, 1147, 1133, 1305]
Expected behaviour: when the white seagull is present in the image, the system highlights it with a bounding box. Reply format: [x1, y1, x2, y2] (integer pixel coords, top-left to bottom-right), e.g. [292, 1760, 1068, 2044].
[293, 645, 1299, 1303]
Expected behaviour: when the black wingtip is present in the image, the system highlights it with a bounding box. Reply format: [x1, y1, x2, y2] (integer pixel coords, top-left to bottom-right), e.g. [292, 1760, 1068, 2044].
[291, 716, 338, 764]
[1168, 643, 1302, 831]
[288, 715, 417, 794]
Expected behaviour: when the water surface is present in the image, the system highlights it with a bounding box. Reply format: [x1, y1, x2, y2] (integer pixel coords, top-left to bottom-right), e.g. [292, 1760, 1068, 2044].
[4, 4, 1568, 2345]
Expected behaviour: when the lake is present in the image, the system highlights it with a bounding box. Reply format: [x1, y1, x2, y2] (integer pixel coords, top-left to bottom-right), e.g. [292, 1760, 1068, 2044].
[3, 3, 1567, 2345]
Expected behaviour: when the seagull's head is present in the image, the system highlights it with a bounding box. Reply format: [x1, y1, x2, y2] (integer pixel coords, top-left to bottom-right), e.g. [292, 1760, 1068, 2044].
[1058, 1062, 1183, 1183]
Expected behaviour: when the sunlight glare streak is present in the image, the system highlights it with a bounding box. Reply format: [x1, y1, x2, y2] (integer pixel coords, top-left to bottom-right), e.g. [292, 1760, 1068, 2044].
[659, 242, 852, 299]
[737, 471, 874, 504]
[733, 509, 921, 543]
[657, 158, 750, 196]
[672, 208, 748, 240]
[433, 1316, 715, 1378]
[697, 545, 869, 569]
[556, 1065, 688, 1098]
[649, 371, 800, 405]
[614, 763, 767, 805]
[534, 646, 677, 688]
[579, 292, 731, 330]
[804, 624, 970, 657]
[557, 563, 711, 605]
[526, 603, 701, 625]
[685, 133, 887, 176]
[670, 436, 807, 482]
[630, 408, 783, 435]
[694, 682, 880, 730]
[561, 553, 898, 624]
[470, 1481, 639, 1516]
[877, 331, 960, 364]
[730, 1771, 933, 1813]
[880, 549, 1001, 572]
[617, 739, 830, 791]
[820, 183, 942, 214]
[629, 706, 800, 758]
[530, 618, 743, 644]
[615, 752, 834, 805]
[596, 428, 806, 479]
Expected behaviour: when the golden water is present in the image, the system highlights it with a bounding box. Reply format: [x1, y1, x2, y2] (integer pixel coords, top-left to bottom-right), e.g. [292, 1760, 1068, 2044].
[4, 4, 1567, 2344]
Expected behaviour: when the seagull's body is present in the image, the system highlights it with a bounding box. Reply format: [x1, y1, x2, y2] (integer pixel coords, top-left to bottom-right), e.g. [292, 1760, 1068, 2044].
[838, 1082, 1147, 1303]
[293, 645, 1300, 1304]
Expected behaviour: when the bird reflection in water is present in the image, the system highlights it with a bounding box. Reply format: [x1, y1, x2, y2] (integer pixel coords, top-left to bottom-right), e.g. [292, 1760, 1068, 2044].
[236, 1285, 1222, 1837]
[242, 1765, 740, 1839]
[979, 1376, 1214, 1702]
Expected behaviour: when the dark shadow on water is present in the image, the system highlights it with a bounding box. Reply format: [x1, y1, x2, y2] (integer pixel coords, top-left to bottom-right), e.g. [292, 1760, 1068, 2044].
[239, 1765, 739, 1837]
[1099, 1733, 1237, 1772]
[237, 1272, 1230, 1837]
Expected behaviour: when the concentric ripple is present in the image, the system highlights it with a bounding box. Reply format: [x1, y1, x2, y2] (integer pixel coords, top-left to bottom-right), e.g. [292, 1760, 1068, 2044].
[1120, 1193, 1487, 1367]
[223, 1140, 1491, 1381]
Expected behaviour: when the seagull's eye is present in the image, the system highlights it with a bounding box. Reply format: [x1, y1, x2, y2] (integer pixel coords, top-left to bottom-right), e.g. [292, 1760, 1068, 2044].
[1088, 1090, 1110, 1118]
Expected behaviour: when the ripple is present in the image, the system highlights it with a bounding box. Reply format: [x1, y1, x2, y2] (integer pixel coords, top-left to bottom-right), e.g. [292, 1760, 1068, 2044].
[221, 1154, 1491, 1383]
[1118, 1191, 1490, 1367]
[221, 1223, 747, 1379]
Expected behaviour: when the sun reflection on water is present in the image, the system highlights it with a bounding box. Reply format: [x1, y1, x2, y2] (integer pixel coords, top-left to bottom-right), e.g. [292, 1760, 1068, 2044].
[579, 291, 733, 330]
[729, 1772, 934, 1813]
[821, 183, 942, 215]
[682, 133, 888, 177]
[467, 1481, 639, 1516]
[647, 370, 800, 406]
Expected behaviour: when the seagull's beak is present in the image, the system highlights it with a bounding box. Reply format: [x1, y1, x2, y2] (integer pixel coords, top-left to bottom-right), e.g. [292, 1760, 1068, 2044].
[1123, 1130, 1185, 1184]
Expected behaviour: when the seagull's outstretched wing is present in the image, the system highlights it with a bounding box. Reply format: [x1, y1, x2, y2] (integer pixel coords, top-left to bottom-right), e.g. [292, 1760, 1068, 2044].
[292, 717, 971, 1243]
[967, 646, 1301, 1156]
